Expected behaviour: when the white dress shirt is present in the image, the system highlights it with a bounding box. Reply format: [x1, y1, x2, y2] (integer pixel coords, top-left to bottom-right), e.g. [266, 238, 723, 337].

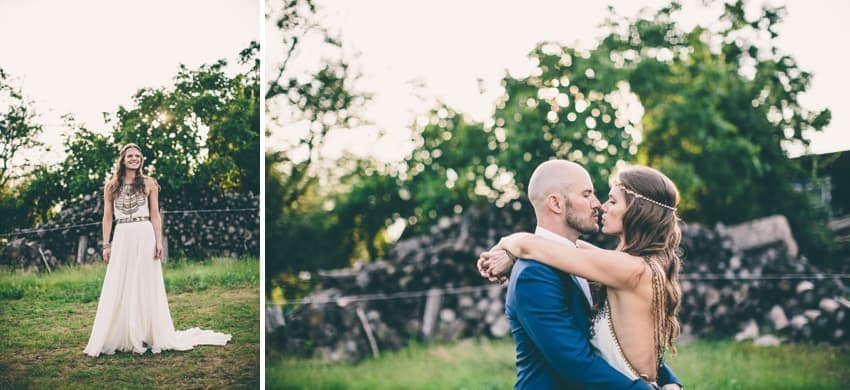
[534, 226, 594, 307]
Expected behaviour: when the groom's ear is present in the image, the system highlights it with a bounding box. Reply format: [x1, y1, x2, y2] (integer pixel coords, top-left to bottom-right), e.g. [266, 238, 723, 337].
[547, 193, 564, 214]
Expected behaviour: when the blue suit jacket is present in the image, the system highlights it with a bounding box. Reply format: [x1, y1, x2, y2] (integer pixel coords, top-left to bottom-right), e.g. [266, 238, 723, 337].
[506, 258, 680, 389]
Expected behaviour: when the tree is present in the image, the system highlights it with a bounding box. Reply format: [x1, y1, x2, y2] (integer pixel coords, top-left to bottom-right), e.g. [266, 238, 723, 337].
[196, 41, 261, 194]
[495, 42, 639, 199]
[386, 1, 835, 262]
[266, 0, 369, 216]
[10, 45, 261, 227]
[266, 0, 373, 278]
[57, 116, 115, 198]
[15, 165, 63, 224]
[601, 2, 833, 260]
[106, 44, 260, 195]
[0, 69, 48, 234]
[269, 0, 837, 275]
[0, 68, 44, 188]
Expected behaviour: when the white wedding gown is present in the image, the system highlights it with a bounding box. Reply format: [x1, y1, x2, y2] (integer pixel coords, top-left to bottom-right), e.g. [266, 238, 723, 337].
[83, 184, 231, 357]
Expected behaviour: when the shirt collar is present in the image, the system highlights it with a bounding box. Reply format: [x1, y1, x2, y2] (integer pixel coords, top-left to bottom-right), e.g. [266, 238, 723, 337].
[534, 226, 577, 248]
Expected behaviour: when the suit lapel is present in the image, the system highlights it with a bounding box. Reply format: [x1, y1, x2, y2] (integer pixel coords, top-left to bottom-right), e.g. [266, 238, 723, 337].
[560, 272, 592, 335]
[567, 274, 592, 315]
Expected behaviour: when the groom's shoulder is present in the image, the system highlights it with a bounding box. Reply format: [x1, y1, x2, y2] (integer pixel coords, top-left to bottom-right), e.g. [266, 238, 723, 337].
[513, 258, 564, 280]
[508, 259, 569, 307]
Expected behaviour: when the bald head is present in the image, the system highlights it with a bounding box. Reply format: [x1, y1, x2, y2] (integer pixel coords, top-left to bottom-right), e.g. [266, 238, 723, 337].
[528, 160, 590, 212]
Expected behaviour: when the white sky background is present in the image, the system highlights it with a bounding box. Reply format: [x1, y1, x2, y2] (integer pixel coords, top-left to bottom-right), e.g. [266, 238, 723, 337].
[0, 0, 259, 167]
[268, 0, 850, 162]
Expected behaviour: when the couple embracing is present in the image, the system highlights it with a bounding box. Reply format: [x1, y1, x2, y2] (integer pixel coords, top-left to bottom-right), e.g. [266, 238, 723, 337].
[478, 160, 685, 389]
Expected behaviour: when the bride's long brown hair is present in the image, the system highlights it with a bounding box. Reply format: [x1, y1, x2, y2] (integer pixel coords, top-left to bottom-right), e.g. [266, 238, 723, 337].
[106, 143, 147, 198]
[615, 166, 682, 356]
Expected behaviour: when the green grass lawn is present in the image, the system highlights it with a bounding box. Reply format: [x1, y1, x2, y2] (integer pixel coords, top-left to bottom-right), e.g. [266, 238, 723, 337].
[268, 337, 850, 389]
[0, 257, 260, 389]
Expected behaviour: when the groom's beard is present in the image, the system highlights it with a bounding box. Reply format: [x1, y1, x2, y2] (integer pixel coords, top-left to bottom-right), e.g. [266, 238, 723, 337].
[565, 212, 597, 235]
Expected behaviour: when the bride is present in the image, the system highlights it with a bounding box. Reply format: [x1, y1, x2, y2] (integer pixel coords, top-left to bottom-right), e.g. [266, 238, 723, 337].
[83, 143, 231, 357]
[479, 164, 682, 387]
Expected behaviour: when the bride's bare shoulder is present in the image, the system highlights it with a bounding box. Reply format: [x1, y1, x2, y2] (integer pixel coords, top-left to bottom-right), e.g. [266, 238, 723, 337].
[597, 250, 651, 290]
[103, 179, 118, 198]
[142, 176, 160, 193]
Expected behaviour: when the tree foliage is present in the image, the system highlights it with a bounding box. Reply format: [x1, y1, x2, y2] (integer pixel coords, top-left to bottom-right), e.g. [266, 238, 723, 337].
[390, 1, 833, 262]
[0, 68, 44, 189]
[266, 0, 368, 213]
[268, 0, 837, 275]
[266, 0, 373, 277]
[0, 69, 49, 232]
[6, 44, 260, 228]
[495, 42, 639, 199]
[193, 41, 261, 194]
[606, 2, 832, 258]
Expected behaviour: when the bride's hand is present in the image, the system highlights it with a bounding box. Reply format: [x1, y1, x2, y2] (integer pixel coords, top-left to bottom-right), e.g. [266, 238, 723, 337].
[102, 247, 111, 264]
[154, 243, 163, 261]
[477, 249, 514, 281]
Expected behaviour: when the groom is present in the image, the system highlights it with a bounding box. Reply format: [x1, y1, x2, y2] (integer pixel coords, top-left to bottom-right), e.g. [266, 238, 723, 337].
[478, 160, 682, 389]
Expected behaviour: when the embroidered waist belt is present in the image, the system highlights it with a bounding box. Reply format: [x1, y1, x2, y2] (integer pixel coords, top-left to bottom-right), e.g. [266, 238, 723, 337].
[115, 216, 150, 224]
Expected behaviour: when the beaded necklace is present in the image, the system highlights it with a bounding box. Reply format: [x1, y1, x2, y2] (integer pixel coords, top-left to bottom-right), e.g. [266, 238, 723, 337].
[115, 183, 145, 215]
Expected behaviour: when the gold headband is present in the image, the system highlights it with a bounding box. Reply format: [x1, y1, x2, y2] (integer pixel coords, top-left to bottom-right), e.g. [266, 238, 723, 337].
[615, 183, 677, 212]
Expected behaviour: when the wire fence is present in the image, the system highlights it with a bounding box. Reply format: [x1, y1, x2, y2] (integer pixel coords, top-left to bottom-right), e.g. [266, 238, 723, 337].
[6, 207, 845, 308]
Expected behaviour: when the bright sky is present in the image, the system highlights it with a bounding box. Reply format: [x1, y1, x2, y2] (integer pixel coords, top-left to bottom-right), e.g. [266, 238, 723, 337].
[268, 0, 850, 162]
[0, 0, 259, 167]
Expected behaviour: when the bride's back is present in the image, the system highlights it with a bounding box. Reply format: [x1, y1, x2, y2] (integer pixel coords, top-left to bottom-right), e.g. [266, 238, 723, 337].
[604, 262, 666, 381]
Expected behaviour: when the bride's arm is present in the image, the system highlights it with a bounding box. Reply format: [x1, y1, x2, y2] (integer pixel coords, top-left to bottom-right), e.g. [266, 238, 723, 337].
[499, 233, 647, 290]
[477, 239, 608, 281]
[147, 177, 164, 260]
[101, 183, 114, 263]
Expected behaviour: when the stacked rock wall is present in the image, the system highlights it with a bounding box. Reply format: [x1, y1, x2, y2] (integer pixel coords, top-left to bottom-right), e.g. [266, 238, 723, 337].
[269, 205, 848, 363]
[1, 190, 259, 269]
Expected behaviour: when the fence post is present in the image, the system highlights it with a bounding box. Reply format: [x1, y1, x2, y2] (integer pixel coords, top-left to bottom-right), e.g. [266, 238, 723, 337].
[76, 235, 88, 265]
[356, 306, 380, 358]
[37, 246, 52, 273]
[421, 288, 443, 340]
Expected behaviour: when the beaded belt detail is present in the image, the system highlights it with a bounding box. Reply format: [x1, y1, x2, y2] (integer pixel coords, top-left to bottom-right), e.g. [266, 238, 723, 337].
[115, 216, 150, 224]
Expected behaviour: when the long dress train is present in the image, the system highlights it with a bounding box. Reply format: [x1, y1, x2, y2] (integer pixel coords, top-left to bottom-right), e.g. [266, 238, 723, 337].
[83, 184, 231, 357]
